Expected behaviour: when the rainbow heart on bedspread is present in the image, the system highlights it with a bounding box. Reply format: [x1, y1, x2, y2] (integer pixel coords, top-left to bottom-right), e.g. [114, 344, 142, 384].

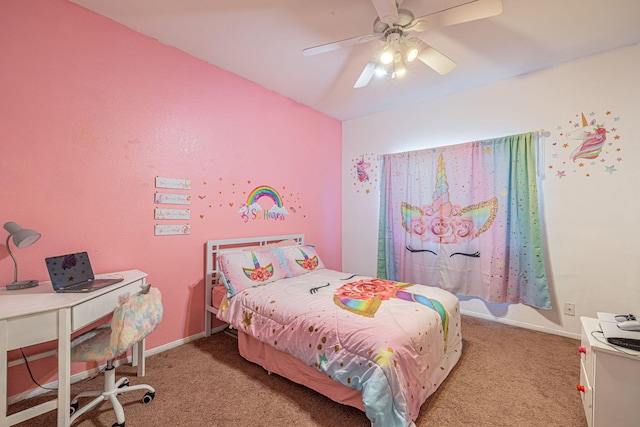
[333, 295, 382, 317]
[334, 278, 449, 350]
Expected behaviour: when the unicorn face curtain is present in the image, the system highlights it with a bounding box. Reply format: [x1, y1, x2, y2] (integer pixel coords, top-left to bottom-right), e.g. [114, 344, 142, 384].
[377, 132, 551, 309]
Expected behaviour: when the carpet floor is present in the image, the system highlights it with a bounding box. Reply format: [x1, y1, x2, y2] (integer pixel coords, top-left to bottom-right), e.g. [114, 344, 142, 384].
[10, 315, 587, 426]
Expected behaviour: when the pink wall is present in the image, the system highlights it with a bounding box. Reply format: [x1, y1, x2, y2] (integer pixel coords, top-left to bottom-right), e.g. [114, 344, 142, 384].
[1, 0, 342, 397]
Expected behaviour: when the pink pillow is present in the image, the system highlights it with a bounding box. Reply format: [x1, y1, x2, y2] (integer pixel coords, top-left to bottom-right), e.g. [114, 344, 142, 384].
[279, 245, 325, 277]
[218, 249, 290, 296]
[240, 238, 300, 252]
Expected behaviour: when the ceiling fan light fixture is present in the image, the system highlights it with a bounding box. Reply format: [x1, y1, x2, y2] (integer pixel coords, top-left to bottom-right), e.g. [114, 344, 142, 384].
[375, 66, 387, 77]
[392, 69, 406, 78]
[405, 38, 422, 62]
[406, 46, 419, 62]
[392, 54, 407, 77]
[379, 48, 394, 65]
[304, 0, 503, 89]
[393, 66, 406, 77]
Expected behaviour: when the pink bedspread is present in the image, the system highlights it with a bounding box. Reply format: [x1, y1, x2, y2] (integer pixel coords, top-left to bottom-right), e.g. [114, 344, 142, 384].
[217, 269, 461, 427]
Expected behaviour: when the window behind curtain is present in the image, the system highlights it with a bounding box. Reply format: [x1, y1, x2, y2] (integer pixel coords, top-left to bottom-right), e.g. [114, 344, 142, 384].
[377, 132, 551, 309]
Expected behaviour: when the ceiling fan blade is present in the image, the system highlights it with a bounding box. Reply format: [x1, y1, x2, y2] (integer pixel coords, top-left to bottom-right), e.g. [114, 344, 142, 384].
[411, 38, 457, 75]
[412, 0, 502, 31]
[354, 61, 377, 88]
[303, 34, 377, 56]
[371, 0, 399, 25]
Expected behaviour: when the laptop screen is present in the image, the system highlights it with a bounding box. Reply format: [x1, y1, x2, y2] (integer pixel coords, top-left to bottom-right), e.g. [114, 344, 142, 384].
[45, 252, 95, 290]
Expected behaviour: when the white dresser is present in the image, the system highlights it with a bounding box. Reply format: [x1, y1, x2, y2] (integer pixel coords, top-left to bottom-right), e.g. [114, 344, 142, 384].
[578, 317, 640, 427]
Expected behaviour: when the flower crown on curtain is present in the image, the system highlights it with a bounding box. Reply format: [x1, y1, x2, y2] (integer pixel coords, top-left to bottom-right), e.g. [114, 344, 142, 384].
[401, 153, 498, 244]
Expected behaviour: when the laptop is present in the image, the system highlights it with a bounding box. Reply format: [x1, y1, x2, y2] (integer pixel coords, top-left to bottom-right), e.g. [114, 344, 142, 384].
[45, 252, 124, 293]
[598, 312, 640, 352]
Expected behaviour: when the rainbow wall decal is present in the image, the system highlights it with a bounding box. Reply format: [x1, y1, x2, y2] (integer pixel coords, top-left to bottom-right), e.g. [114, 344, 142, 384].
[237, 185, 290, 222]
[246, 186, 283, 208]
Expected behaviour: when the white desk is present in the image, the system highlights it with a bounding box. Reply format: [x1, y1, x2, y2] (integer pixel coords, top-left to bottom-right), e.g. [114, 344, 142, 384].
[0, 270, 148, 427]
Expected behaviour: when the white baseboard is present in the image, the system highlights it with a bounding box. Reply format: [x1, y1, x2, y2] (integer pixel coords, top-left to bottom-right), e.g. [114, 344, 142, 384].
[209, 323, 229, 335]
[8, 331, 208, 405]
[460, 309, 581, 340]
[144, 331, 206, 357]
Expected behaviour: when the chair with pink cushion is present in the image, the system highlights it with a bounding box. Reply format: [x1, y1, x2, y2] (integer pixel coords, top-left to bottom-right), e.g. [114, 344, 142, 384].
[69, 286, 163, 427]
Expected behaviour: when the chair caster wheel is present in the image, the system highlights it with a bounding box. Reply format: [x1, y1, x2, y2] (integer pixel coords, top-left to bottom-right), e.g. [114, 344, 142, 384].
[118, 378, 130, 388]
[142, 391, 155, 404]
[112, 422, 125, 427]
[70, 401, 78, 416]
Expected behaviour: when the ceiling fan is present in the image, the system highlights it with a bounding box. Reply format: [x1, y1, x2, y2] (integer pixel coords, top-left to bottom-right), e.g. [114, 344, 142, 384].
[302, 0, 503, 88]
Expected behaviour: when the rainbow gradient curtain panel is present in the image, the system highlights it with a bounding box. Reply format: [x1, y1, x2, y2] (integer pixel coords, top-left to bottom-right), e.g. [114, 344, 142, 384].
[377, 132, 551, 309]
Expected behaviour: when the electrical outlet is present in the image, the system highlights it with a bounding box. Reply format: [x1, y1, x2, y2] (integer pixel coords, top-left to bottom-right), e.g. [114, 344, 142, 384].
[564, 302, 576, 316]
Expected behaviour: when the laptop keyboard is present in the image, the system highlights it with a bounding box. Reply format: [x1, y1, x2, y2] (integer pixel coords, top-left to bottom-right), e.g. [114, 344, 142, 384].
[62, 278, 119, 291]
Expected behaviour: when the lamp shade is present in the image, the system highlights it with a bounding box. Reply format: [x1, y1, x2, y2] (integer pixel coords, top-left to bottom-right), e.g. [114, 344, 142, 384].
[4, 221, 41, 249]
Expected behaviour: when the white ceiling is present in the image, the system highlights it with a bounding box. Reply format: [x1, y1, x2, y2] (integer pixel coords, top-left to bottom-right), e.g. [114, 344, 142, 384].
[69, 0, 640, 121]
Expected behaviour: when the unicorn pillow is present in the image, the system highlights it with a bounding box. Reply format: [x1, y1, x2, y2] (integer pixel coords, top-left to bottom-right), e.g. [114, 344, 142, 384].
[278, 244, 325, 277]
[217, 249, 290, 296]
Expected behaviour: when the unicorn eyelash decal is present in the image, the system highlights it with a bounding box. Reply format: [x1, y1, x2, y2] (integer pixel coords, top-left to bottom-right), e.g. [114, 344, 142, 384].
[450, 251, 480, 258]
[310, 283, 330, 294]
[406, 246, 437, 255]
[405, 247, 480, 257]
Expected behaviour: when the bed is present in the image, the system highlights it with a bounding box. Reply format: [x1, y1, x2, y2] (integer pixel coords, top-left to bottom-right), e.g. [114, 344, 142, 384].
[205, 234, 462, 427]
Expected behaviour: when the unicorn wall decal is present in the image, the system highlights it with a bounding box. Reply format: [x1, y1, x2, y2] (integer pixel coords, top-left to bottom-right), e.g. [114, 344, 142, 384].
[356, 155, 371, 182]
[566, 112, 609, 162]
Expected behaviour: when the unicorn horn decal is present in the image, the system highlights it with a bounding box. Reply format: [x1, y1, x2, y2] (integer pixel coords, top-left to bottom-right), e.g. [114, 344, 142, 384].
[295, 248, 319, 271]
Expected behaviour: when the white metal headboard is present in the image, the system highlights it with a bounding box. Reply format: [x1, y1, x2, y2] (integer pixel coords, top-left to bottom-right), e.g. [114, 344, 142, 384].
[204, 234, 304, 336]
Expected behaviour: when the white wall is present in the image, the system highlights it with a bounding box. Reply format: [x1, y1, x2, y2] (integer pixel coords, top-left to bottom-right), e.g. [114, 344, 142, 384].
[342, 43, 640, 338]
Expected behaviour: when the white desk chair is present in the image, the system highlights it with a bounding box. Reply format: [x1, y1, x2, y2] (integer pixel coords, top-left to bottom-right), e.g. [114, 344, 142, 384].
[69, 286, 163, 427]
